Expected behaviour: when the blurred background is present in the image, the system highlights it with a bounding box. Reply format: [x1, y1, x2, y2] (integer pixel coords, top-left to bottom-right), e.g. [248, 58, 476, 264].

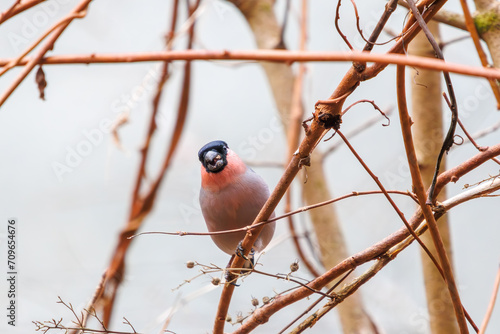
[0, 0, 499, 333]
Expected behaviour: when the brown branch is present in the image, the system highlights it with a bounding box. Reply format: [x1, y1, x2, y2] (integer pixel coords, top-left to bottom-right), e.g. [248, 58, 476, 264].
[361, 0, 399, 53]
[0, 0, 94, 108]
[397, 1, 468, 31]
[335, 0, 353, 50]
[0, 0, 45, 24]
[2, 50, 500, 79]
[396, 64, 468, 332]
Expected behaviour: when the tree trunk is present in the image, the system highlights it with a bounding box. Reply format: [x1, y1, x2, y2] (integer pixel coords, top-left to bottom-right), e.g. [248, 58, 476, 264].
[475, 1, 500, 78]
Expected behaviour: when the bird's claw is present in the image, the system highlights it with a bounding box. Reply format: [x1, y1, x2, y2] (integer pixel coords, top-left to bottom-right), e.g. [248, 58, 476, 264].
[236, 242, 255, 265]
[224, 271, 240, 286]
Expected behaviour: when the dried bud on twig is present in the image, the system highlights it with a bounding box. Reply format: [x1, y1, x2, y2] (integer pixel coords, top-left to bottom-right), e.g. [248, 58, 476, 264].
[290, 261, 299, 272]
[186, 261, 195, 269]
[35, 66, 47, 100]
[212, 277, 221, 286]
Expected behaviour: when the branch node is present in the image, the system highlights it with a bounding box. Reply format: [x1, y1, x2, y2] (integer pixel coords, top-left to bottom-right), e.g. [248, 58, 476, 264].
[298, 155, 311, 168]
[316, 112, 342, 130]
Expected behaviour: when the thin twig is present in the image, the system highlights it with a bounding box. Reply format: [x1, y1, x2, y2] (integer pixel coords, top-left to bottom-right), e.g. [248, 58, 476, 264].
[130, 190, 417, 239]
[349, 0, 401, 58]
[323, 107, 393, 160]
[479, 264, 500, 334]
[341, 99, 390, 125]
[251, 269, 331, 298]
[440, 35, 471, 48]
[463, 119, 500, 144]
[279, 269, 354, 334]
[335, 0, 353, 50]
[457, 117, 500, 165]
[0, 0, 94, 109]
[362, 0, 399, 53]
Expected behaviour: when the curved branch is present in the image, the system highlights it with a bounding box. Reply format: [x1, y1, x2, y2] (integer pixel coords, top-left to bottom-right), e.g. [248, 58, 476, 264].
[397, 63, 467, 332]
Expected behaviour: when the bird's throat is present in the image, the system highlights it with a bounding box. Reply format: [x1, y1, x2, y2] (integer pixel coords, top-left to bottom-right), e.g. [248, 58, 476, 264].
[201, 150, 246, 192]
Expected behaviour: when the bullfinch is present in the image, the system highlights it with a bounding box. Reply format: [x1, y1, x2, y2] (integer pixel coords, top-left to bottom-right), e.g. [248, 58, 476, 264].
[198, 140, 275, 262]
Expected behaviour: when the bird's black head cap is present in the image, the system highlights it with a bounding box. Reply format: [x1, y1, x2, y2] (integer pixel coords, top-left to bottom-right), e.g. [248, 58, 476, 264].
[198, 140, 229, 173]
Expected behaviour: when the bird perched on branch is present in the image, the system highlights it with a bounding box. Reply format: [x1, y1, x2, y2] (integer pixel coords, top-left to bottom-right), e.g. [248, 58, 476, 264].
[198, 140, 275, 265]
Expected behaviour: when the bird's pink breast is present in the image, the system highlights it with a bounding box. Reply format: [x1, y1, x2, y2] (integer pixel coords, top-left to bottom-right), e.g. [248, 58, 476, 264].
[199, 148, 275, 254]
[201, 149, 246, 192]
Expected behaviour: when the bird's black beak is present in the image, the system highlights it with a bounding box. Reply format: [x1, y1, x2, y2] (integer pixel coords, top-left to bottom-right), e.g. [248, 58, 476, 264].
[203, 150, 227, 173]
